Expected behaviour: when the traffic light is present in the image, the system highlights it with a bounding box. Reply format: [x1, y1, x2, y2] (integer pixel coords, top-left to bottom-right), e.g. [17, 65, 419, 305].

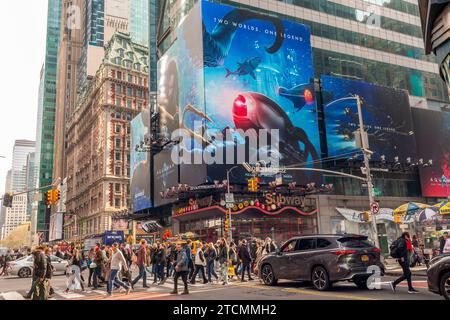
[248, 177, 260, 192]
[53, 190, 61, 203]
[2, 193, 13, 208]
[46, 190, 53, 206]
[224, 219, 229, 234]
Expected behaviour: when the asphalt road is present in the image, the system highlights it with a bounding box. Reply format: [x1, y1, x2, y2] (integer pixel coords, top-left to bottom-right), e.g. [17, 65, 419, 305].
[0, 271, 443, 301]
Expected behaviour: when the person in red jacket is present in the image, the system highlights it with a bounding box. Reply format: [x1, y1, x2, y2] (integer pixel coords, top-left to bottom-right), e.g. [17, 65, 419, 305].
[131, 240, 149, 289]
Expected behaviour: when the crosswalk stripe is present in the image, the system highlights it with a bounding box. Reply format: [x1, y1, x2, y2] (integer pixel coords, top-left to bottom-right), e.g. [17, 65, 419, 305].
[1, 292, 25, 300]
[54, 290, 85, 299]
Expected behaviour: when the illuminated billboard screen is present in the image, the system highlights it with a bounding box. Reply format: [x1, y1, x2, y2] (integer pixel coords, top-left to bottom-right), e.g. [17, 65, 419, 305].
[156, 0, 321, 195]
[412, 108, 450, 198]
[203, 0, 320, 184]
[130, 109, 152, 212]
[321, 75, 417, 163]
[153, 148, 180, 207]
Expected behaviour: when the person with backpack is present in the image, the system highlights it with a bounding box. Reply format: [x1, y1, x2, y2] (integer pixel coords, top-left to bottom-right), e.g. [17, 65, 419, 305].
[190, 242, 208, 284]
[389, 232, 419, 294]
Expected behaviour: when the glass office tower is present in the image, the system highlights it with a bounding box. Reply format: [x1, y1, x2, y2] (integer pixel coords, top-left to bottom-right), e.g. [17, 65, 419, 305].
[37, 0, 62, 235]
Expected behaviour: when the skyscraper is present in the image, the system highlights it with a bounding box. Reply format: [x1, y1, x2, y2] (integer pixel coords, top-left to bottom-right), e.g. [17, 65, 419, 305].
[2, 141, 35, 239]
[11, 140, 36, 193]
[77, 0, 131, 93]
[37, 0, 62, 237]
[129, 0, 149, 46]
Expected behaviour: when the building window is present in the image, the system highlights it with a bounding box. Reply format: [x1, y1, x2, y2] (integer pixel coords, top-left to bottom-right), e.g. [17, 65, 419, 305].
[115, 167, 121, 175]
[115, 138, 121, 148]
[115, 198, 121, 208]
[117, 71, 122, 80]
[115, 97, 121, 107]
[116, 83, 122, 93]
[127, 86, 132, 96]
[128, 74, 133, 82]
[115, 184, 121, 194]
[137, 88, 142, 98]
[115, 124, 121, 133]
[138, 77, 142, 85]
[127, 99, 132, 108]
[115, 152, 121, 161]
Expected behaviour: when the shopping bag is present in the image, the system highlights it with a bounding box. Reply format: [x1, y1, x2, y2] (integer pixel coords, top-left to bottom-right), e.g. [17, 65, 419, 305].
[227, 266, 236, 277]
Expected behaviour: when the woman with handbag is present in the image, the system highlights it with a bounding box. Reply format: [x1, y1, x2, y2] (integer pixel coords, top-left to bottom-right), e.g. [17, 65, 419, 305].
[228, 242, 238, 281]
[108, 243, 131, 296]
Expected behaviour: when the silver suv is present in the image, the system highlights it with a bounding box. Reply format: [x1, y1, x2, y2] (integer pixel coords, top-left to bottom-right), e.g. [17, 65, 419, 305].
[259, 234, 385, 290]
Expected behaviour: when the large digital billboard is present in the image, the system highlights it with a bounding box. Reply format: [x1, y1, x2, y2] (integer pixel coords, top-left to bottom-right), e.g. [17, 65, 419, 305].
[412, 108, 450, 198]
[156, 0, 321, 198]
[130, 108, 152, 212]
[321, 75, 417, 163]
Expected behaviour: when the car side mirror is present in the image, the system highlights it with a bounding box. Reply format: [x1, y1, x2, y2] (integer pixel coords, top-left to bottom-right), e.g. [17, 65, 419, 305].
[276, 249, 282, 256]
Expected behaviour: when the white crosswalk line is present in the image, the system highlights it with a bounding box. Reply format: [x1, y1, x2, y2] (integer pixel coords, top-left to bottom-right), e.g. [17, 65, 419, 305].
[54, 290, 85, 299]
[1, 291, 26, 300]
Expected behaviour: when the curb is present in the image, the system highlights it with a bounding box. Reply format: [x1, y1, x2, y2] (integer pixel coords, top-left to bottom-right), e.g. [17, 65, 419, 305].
[384, 270, 428, 277]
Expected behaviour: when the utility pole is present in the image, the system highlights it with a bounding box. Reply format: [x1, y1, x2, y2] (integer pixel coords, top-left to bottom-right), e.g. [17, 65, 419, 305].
[356, 95, 380, 248]
[226, 166, 239, 243]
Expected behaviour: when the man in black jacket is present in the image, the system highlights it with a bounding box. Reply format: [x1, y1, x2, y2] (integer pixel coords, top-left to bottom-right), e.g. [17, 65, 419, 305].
[390, 232, 419, 294]
[238, 240, 254, 282]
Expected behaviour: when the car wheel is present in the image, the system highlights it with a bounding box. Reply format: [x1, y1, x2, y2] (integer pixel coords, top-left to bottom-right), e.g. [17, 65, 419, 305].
[18, 267, 31, 278]
[354, 278, 369, 290]
[312, 266, 331, 291]
[440, 271, 450, 300]
[261, 264, 278, 286]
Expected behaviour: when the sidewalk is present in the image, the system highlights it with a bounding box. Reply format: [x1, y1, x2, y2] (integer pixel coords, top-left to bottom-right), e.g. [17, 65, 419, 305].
[383, 258, 428, 277]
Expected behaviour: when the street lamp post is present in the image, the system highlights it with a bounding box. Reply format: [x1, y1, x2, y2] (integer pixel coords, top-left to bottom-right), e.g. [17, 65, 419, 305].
[355, 95, 380, 249]
[226, 166, 239, 243]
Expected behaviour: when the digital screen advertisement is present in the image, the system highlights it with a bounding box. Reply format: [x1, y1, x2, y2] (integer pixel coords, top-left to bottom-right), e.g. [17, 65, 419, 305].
[130, 108, 152, 212]
[321, 75, 417, 163]
[157, 0, 322, 186]
[412, 108, 450, 198]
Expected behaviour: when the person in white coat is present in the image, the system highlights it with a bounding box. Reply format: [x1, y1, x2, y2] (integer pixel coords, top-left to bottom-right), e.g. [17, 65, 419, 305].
[107, 243, 131, 296]
[190, 242, 208, 284]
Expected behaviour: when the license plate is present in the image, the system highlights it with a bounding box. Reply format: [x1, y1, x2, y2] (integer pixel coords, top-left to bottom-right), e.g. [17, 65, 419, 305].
[361, 255, 369, 262]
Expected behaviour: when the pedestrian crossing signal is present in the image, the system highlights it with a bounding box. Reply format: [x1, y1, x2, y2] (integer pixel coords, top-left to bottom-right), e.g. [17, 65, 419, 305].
[248, 177, 260, 192]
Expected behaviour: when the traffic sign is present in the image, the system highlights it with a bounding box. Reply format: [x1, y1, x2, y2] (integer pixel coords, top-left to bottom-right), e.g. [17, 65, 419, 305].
[225, 193, 235, 204]
[370, 202, 380, 214]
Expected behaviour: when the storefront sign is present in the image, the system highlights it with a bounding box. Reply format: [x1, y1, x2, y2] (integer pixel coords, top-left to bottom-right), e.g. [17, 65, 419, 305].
[265, 193, 305, 207]
[172, 196, 213, 217]
[103, 231, 125, 246]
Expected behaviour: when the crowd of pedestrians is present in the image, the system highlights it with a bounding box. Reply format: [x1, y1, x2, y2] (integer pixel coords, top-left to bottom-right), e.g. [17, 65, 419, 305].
[18, 236, 278, 300]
